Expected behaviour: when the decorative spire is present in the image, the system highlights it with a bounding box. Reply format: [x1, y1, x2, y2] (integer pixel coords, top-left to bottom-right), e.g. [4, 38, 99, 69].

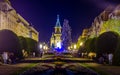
[55, 14, 61, 28]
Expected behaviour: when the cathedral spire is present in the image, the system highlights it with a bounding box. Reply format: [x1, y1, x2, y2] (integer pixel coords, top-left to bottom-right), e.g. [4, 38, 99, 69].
[55, 14, 61, 28]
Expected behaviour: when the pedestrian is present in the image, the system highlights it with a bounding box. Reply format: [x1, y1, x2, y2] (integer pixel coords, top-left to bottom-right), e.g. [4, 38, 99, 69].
[2, 52, 8, 64]
[33, 52, 35, 57]
[98, 56, 104, 64]
[81, 53, 84, 58]
[108, 53, 113, 65]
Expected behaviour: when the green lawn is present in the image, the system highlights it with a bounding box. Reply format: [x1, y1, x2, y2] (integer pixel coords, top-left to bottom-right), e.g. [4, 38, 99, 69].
[11, 63, 38, 75]
[80, 63, 110, 75]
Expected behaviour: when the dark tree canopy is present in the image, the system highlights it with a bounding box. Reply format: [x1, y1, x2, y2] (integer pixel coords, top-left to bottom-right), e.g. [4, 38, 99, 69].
[96, 31, 119, 54]
[0, 29, 20, 53]
[25, 38, 38, 54]
[18, 36, 27, 50]
[113, 36, 120, 65]
[84, 38, 97, 53]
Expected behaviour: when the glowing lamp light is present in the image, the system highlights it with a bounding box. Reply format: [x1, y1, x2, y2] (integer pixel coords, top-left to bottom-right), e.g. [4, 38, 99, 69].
[74, 44, 77, 49]
[43, 46, 46, 50]
[80, 42, 83, 46]
[68, 47, 70, 50]
[39, 44, 42, 49]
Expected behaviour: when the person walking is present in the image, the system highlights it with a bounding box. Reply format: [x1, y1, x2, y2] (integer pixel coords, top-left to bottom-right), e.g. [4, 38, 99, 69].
[108, 53, 113, 65]
[33, 52, 35, 57]
[2, 52, 8, 64]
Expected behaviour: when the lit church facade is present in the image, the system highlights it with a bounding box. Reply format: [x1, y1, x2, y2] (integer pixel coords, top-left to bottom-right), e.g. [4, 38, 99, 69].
[50, 15, 62, 48]
[0, 0, 39, 41]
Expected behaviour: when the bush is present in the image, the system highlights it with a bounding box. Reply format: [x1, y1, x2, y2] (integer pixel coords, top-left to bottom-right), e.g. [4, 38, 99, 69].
[113, 36, 120, 66]
[0, 30, 20, 53]
[0, 29, 22, 59]
[96, 31, 118, 57]
[25, 38, 38, 56]
[84, 37, 97, 53]
[18, 36, 28, 58]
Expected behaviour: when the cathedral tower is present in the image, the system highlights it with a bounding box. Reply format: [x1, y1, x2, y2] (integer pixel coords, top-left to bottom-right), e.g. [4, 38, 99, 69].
[50, 15, 62, 48]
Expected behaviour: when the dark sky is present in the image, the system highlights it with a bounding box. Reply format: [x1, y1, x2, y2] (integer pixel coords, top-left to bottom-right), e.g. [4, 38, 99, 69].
[10, 0, 120, 42]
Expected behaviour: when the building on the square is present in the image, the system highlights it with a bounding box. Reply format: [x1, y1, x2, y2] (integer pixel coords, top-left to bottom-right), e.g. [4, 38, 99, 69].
[76, 28, 89, 49]
[0, 0, 39, 41]
[50, 15, 62, 48]
[88, 5, 120, 38]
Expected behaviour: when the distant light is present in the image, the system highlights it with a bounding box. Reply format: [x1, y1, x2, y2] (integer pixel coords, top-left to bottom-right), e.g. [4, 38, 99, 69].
[45, 46, 48, 50]
[70, 46, 73, 49]
[43, 46, 46, 50]
[39, 44, 42, 49]
[68, 46, 70, 50]
[56, 42, 61, 49]
[55, 47, 64, 52]
[80, 42, 83, 46]
[74, 44, 77, 49]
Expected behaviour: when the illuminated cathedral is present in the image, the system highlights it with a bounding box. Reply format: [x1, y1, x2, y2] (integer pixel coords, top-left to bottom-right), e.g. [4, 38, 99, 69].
[50, 15, 62, 49]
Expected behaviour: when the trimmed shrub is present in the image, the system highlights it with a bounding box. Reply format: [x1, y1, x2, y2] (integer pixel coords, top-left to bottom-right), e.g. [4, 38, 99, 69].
[84, 37, 97, 53]
[25, 38, 38, 56]
[96, 31, 118, 57]
[113, 36, 120, 66]
[0, 29, 22, 59]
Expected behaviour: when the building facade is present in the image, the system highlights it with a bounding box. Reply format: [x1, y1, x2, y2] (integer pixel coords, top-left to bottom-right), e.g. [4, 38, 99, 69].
[50, 15, 62, 48]
[88, 5, 120, 38]
[0, 0, 39, 41]
[77, 28, 89, 49]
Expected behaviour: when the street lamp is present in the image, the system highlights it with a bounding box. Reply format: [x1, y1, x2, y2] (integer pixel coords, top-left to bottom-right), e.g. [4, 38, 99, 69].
[39, 44, 43, 49]
[80, 42, 83, 46]
[74, 44, 77, 50]
[45, 46, 48, 50]
[43, 45, 46, 50]
[68, 46, 71, 50]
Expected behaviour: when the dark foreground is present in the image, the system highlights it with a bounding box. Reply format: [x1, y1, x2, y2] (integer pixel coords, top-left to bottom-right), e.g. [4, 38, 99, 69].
[20, 61, 98, 75]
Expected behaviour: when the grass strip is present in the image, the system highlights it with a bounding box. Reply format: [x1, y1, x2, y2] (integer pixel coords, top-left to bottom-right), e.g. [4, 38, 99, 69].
[80, 63, 110, 75]
[11, 63, 38, 75]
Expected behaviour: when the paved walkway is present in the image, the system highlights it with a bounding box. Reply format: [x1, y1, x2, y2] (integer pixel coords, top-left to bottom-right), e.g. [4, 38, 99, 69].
[0, 57, 120, 75]
[0, 63, 34, 75]
[82, 63, 120, 75]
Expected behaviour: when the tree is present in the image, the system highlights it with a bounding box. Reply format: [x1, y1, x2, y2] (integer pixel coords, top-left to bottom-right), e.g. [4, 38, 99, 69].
[0, 29, 22, 58]
[84, 38, 97, 53]
[25, 38, 38, 55]
[113, 36, 120, 66]
[18, 36, 27, 50]
[96, 31, 118, 56]
[61, 19, 72, 50]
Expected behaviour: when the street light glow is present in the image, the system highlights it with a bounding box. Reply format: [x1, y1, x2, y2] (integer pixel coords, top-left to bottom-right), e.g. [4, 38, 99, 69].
[43, 46, 46, 50]
[74, 44, 77, 49]
[39, 44, 42, 49]
[80, 42, 83, 46]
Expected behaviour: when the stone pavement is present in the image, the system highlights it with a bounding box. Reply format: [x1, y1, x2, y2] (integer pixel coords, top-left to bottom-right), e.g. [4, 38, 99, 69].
[0, 57, 120, 75]
[0, 63, 34, 75]
[0, 57, 92, 75]
[81, 63, 120, 75]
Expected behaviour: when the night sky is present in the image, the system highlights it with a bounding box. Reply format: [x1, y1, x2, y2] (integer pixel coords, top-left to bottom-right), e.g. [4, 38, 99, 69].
[10, 0, 120, 42]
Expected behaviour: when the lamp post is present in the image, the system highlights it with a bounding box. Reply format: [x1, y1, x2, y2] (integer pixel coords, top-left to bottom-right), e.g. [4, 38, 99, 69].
[39, 44, 43, 49]
[80, 42, 83, 46]
[74, 44, 77, 50]
[39, 43, 43, 57]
